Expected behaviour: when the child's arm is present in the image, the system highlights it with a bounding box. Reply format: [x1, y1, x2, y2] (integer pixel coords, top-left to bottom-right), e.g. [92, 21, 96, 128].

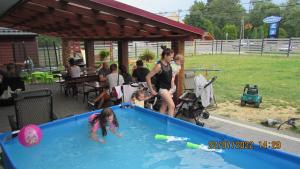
[91, 131, 105, 143]
[110, 127, 122, 138]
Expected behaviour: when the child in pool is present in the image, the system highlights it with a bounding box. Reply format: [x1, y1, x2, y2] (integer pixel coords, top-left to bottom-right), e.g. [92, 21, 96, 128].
[88, 108, 122, 143]
[131, 90, 151, 108]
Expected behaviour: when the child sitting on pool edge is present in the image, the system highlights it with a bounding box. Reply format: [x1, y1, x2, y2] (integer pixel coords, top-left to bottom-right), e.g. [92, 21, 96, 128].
[131, 90, 151, 108]
[88, 108, 122, 143]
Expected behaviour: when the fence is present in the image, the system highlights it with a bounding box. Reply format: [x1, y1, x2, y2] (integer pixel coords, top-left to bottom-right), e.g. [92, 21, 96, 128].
[37, 38, 300, 68]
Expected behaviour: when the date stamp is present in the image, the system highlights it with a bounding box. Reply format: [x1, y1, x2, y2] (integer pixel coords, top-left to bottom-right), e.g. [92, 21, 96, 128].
[208, 140, 282, 150]
[208, 141, 254, 150]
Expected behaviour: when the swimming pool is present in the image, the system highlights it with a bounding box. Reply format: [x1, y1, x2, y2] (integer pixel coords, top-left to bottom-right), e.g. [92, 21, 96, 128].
[1, 105, 300, 169]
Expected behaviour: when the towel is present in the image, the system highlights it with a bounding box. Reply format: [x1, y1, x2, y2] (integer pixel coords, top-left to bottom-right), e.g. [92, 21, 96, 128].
[113, 85, 123, 99]
[194, 75, 214, 107]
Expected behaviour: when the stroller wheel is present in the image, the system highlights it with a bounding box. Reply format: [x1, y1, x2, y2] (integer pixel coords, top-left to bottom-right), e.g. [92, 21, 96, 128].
[202, 111, 210, 119]
[195, 119, 204, 127]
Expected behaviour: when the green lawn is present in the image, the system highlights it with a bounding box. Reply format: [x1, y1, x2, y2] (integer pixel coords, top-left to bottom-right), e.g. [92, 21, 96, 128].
[183, 54, 300, 112]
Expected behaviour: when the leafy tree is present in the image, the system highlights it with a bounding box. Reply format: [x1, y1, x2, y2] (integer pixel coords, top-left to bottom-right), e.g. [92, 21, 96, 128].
[281, 0, 300, 37]
[37, 35, 61, 47]
[279, 28, 288, 38]
[206, 0, 245, 28]
[248, 0, 281, 27]
[222, 24, 238, 39]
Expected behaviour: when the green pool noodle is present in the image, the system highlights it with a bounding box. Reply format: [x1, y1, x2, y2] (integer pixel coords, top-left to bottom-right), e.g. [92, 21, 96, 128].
[186, 142, 200, 149]
[154, 134, 169, 140]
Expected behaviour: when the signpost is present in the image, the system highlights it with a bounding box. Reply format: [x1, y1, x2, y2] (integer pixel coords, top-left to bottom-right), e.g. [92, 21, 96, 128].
[263, 16, 282, 38]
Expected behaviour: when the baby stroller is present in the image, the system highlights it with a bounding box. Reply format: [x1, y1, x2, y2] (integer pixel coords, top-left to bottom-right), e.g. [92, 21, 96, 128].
[174, 72, 217, 126]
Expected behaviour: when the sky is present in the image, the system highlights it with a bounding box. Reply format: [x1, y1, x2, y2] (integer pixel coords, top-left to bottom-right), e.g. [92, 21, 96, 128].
[115, 0, 286, 14]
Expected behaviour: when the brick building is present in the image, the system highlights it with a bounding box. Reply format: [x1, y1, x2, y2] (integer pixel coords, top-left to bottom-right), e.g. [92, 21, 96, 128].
[0, 27, 38, 68]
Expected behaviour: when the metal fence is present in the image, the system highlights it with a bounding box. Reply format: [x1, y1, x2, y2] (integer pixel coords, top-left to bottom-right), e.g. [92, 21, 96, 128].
[37, 38, 300, 68]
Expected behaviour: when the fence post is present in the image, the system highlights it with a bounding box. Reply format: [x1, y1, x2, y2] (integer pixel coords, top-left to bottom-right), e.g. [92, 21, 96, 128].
[53, 41, 59, 68]
[46, 41, 52, 72]
[260, 38, 264, 56]
[215, 40, 218, 54]
[211, 40, 214, 55]
[220, 40, 223, 54]
[238, 39, 241, 55]
[194, 40, 196, 56]
[287, 38, 292, 57]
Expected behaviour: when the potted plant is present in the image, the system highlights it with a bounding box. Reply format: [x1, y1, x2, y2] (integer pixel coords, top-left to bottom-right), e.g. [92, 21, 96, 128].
[140, 49, 156, 62]
[99, 50, 110, 61]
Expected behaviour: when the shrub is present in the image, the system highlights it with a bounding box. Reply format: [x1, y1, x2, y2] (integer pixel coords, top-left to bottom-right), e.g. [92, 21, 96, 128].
[99, 50, 110, 61]
[140, 49, 156, 62]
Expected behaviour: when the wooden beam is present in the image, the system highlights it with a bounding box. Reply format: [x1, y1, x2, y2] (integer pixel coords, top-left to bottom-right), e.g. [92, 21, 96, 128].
[67, 0, 192, 35]
[171, 40, 185, 101]
[118, 41, 129, 69]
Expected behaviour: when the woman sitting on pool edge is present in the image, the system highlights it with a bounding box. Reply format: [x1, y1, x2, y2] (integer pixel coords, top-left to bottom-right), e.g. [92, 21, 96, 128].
[88, 108, 122, 143]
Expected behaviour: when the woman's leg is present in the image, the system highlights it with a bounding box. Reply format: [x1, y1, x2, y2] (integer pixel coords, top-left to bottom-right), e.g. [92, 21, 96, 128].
[159, 98, 167, 114]
[160, 90, 175, 117]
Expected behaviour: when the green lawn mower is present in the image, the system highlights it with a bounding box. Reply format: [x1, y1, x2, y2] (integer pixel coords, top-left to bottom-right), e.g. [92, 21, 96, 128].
[240, 84, 262, 108]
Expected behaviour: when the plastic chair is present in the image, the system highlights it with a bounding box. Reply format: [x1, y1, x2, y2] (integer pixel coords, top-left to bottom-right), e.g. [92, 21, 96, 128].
[8, 89, 57, 131]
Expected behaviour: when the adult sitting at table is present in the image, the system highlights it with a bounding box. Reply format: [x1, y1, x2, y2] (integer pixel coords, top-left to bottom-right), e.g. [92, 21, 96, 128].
[89, 64, 124, 108]
[67, 58, 81, 78]
[66, 58, 81, 95]
[97, 62, 111, 82]
[132, 60, 150, 82]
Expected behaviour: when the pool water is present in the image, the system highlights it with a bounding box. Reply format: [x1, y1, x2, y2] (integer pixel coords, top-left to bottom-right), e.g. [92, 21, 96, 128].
[2, 106, 300, 169]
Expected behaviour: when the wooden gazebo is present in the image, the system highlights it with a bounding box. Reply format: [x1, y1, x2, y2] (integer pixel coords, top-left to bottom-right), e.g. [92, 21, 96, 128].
[0, 0, 204, 96]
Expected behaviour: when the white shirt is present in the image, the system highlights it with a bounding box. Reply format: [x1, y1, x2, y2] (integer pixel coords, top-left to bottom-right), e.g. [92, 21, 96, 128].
[69, 65, 81, 78]
[107, 72, 124, 91]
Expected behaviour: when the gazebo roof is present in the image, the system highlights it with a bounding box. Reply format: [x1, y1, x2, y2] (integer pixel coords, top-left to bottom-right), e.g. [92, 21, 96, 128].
[0, 27, 37, 36]
[0, 0, 204, 41]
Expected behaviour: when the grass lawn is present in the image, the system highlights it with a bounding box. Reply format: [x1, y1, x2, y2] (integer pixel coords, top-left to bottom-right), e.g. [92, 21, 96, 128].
[184, 54, 300, 113]
[131, 54, 300, 131]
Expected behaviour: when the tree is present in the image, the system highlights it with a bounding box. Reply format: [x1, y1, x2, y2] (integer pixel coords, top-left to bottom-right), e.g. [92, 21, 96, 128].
[184, 0, 245, 39]
[37, 35, 61, 47]
[279, 28, 288, 38]
[281, 0, 300, 37]
[206, 0, 245, 29]
[222, 24, 238, 39]
[248, 0, 281, 27]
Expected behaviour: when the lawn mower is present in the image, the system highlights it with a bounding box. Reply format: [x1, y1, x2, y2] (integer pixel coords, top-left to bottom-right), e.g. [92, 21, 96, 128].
[240, 84, 262, 108]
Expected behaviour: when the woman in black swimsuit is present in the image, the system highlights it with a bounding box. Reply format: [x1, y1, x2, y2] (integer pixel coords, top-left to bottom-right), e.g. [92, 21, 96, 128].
[146, 46, 175, 117]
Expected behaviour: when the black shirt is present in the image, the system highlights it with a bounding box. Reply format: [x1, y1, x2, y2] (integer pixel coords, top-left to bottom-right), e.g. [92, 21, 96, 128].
[156, 61, 172, 90]
[132, 67, 150, 82]
[121, 72, 133, 84]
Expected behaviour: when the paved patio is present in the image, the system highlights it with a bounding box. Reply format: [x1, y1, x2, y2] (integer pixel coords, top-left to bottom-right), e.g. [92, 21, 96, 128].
[1, 83, 300, 166]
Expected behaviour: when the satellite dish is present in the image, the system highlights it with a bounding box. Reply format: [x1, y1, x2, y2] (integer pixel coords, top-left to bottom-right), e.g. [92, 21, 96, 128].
[263, 16, 282, 24]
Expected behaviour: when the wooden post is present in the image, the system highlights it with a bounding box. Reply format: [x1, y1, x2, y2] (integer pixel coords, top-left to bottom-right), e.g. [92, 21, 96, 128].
[211, 40, 214, 55]
[171, 40, 185, 101]
[287, 38, 292, 57]
[118, 41, 129, 69]
[221, 40, 223, 54]
[84, 40, 95, 69]
[238, 38, 241, 55]
[61, 38, 71, 67]
[194, 40, 197, 56]
[260, 38, 264, 56]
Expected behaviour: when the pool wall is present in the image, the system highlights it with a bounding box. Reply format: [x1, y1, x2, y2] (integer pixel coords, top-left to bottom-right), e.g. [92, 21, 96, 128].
[1, 104, 300, 169]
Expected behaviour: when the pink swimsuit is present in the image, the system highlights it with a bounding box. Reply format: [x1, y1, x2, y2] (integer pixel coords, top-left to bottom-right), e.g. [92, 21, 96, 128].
[88, 114, 116, 133]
